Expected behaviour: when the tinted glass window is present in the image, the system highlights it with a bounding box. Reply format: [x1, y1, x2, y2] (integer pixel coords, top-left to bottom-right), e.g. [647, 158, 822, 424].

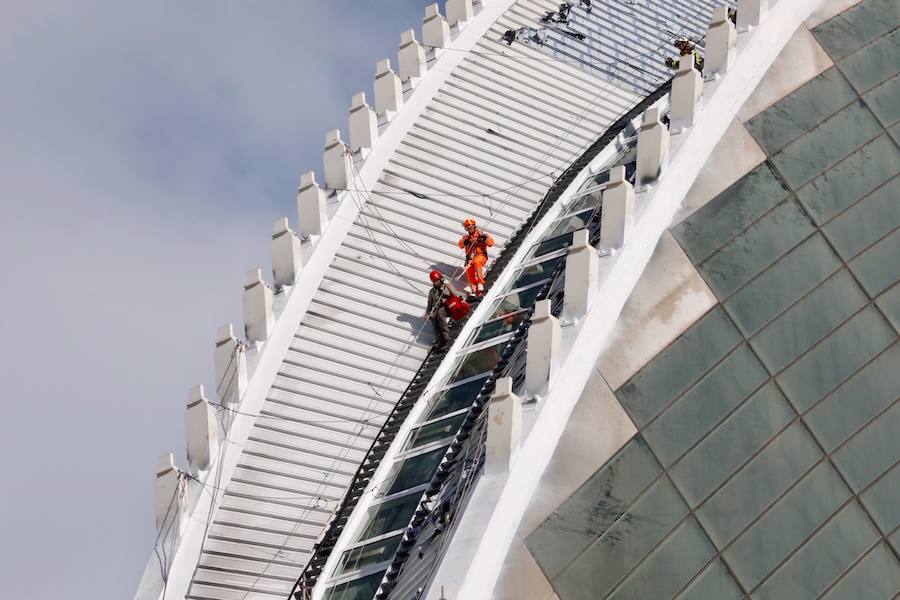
[337, 535, 402, 575]
[490, 286, 544, 318]
[449, 342, 505, 383]
[512, 255, 565, 289]
[474, 310, 527, 343]
[324, 571, 385, 600]
[406, 413, 467, 450]
[356, 492, 421, 542]
[385, 446, 447, 495]
[426, 377, 486, 420]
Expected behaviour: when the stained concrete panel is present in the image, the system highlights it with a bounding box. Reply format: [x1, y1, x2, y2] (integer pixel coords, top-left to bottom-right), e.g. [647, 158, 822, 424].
[493, 536, 557, 600]
[595, 232, 718, 391]
[737, 26, 833, 121]
[805, 0, 864, 28]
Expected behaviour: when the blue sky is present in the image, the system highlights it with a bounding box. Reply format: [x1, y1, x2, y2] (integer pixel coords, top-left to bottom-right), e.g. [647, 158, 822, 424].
[0, 2, 431, 597]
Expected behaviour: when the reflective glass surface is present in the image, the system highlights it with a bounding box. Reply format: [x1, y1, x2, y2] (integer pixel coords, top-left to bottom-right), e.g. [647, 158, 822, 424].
[811, 0, 897, 58]
[474, 310, 526, 343]
[384, 446, 447, 496]
[511, 255, 565, 289]
[324, 571, 385, 600]
[425, 377, 486, 420]
[355, 492, 421, 542]
[448, 342, 505, 383]
[336, 535, 402, 575]
[565, 191, 603, 215]
[822, 174, 900, 259]
[405, 413, 466, 450]
[821, 543, 900, 600]
[489, 285, 544, 318]
[836, 28, 900, 92]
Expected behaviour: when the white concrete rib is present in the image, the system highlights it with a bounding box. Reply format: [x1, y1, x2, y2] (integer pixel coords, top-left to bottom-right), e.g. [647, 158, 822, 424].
[183, 5, 638, 600]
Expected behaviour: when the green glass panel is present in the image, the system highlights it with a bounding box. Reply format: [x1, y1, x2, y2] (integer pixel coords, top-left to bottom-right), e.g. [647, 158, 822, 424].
[512, 255, 564, 289]
[566, 190, 603, 214]
[426, 377, 486, 420]
[534, 234, 574, 258]
[861, 461, 900, 534]
[891, 530, 900, 557]
[822, 173, 900, 258]
[608, 518, 715, 600]
[863, 74, 900, 126]
[811, 0, 899, 59]
[833, 399, 900, 492]
[336, 534, 402, 575]
[876, 282, 900, 330]
[385, 446, 447, 495]
[474, 310, 526, 343]
[796, 134, 900, 225]
[770, 100, 883, 189]
[544, 209, 593, 240]
[616, 307, 741, 427]
[324, 570, 385, 600]
[697, 422, 822, 548]
[670, 383, 794, 508]
[526, 437, 661, 580]
[490, 285, 543, 317]
[356, 492, 420, 542]
[745, 68, 858, 154]
[700, 200, 815, 298]
[837, 28, 900, 93]
[822, 543, 900, 600]
[891, 121, 900, 146]
[725, 234, 842, 336]
[805, 343, 900, 451]
[777, 305, 896, 412]
[752, 501, 880, 600]
[672, 163, 789, 263]
[406, 413, 465, 449]
[553, 478, 688, 600]
[644, 344, 768, 467]
[750, 269, 868, 373]
[449, 342, 504, 383]
[676, 559, 743, 600]
[723, 462, 851, 590]
[849, 227, 900, 296]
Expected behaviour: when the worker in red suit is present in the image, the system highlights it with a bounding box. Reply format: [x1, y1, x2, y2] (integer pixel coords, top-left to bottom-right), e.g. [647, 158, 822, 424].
[459, 219, 494, 297]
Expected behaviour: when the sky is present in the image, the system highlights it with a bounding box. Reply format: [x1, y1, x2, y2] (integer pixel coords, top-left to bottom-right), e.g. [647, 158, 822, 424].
[0, 2, 432, 597]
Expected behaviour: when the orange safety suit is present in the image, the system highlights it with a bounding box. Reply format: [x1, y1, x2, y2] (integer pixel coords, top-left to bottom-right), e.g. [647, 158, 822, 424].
[459, 229, 494, 291]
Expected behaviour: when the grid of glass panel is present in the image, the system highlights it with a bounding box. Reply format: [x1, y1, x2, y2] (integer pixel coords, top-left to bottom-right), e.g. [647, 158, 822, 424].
[526, 5, 900, 597]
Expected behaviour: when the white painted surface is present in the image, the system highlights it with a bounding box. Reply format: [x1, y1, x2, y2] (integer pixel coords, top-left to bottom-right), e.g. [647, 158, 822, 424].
[599, 166, 635, 250]
[671, 56, 703, 132]
[242, 268, 274, 343]
[524, 299, 561, 399]
[271, 217, 302, 289]
[563, 229, 599, 322]
[486, 377, 523, 476]
[705, 5, 738, 78]
[185, 385, 217, 473]
[349, 92, 379, 152]
[636, 107, 669, 189]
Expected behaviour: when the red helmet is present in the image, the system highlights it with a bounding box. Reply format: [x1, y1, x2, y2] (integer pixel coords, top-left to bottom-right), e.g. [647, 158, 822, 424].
[463, 218, 477, 229]
[429, 270, 443, 283]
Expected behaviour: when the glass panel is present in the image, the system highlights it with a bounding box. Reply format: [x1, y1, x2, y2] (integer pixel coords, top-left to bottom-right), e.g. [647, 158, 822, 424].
[608, 518, 715, 600]
[533, 233, 576, 258]
[616, 307, 742, 427]
[474, 310, 526, 343]
[805, 343, 900, 451]
[832, 399, 900, 492]
[822, 173, 900, 258]
[697, 422, 822, 548]
[553, 477, 688, 600]
[822, 543, 900, 600]
[336, 535, 402, 575]
[489, 285, 543, 318]
[448, 342, 504, 383]
[837, 28, 900, 93]
[752, 502, 880, 600]
[544, 209, 594, 240]
[526, 437, 662, 580]
[724, 233, 842, 336]
[324, 570, 385, 600]
[644, 344, 768, 468]
[672, 163, 790, 263]
[750, 269, 868, 373]
[384, 446, 447, 495]
[426, 377, 486, 420]
[861, 461, 900, 534]
[511, 255, 565, 289]
[863, 74, 900, 126]
[676, 559, 743, 600]
[356, 492, 421, 542]
[405, 413, 465, 450]
[777, 305, 896, 412]
[565, 190, 603, 215]
[699, 200, 815, 298]
[723, 462, 851, 590]
[876, 282, 900, 330]
[669, 383, 795, 508]
[769, 100, 882, 189]
[745, 68, 858, 154]
[849, 227, 900, 296]
[811, 0, 898, 59]
[796, 134, 899, 225]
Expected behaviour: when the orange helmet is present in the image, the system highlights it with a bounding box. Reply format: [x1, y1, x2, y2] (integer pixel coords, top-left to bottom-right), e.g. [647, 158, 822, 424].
[463, 218, 477, 229]
[429, 270, 443, 283]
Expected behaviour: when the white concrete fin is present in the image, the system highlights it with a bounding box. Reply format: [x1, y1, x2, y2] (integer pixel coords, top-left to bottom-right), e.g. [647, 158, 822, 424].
[398, 29, 427, 81]
[297, 171, 328, 238]
[374, 58, 403, 115]
[348, 91, 378, 152]
[737, 0, 768, 31]
[154, 452, 185, 533]
[214, 323, 247, 405]
[243, 268, 274, 343]
[600, 166, 635, 252]
[422, 3, 451, 49]
[485, 376, 522, 476]
[671, 55, 703, 131]
[525, 299, 561, 399]
[185, 385, 217, 473]
[564, 229, 600, 321]
[271, 217, 302, 290]
[446, 0, 474, 27]
[636, 106, 670, 189]
[323, 129, 351, 191]
[706, 5, 737, 78]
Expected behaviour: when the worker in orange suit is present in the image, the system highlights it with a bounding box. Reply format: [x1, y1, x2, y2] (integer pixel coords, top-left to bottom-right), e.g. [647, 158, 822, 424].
[459, 219, 494, 297]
